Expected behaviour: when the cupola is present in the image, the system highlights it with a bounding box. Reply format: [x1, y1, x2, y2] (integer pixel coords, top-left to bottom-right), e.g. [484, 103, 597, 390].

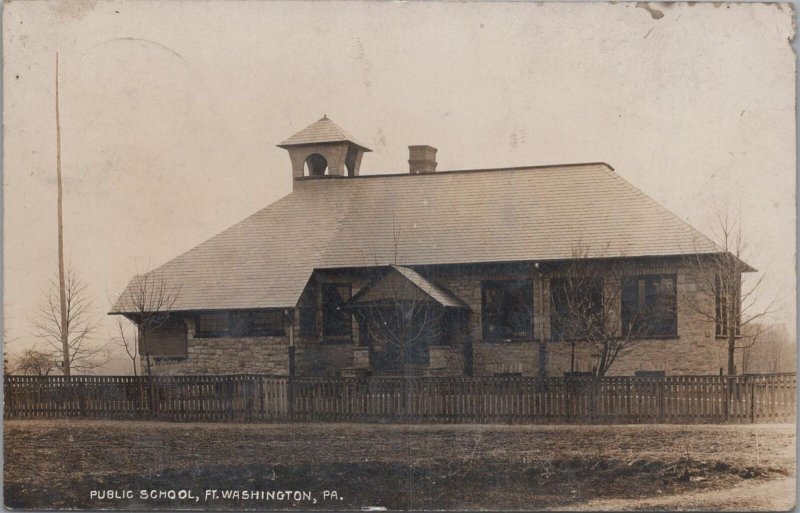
[277, 116, 372, 183]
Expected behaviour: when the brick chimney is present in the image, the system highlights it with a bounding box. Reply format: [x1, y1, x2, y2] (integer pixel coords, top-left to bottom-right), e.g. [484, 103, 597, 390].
[408, 145, 437, 174]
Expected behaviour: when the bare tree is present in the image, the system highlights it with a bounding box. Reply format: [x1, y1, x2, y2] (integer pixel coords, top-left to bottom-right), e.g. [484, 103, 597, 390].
[762, 327, 796, 373]
[54, 52, 72, 376]
[13, 349, 59, 376]
[350, 216, 467, 375]
[352, 267, 453, 374]
[116, 272, 180, 376]
[682, 210, 776, 375]
[550, 246, 652, 377]
[31, 266, 107, 373]
[740, 323, 794, 374]
[114, 317, 140, 376]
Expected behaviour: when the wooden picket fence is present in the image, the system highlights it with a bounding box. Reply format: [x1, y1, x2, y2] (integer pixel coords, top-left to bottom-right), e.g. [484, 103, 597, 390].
[4, 373, 795, 424]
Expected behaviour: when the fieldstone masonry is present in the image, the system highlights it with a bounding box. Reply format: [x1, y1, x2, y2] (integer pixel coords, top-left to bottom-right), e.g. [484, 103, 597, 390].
[352, 347, 370, 368]
[145, 259, 735, 378]
[147, 334, 289, 375]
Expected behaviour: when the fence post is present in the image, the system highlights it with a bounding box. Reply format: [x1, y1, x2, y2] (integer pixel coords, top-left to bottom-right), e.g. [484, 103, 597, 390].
[288, 346, 296, 419]
[658, 379, 665, 422]
[401, 377, 408, 420]
[723, 375, 731, 422]
[138, 377, 146, 419]
[749, 376, 756, 423]
[625, 380, 631, 421]
[148, 376, 158, 419]
[245, 378, 254, 421]
[3, 377, 9, 419]
[77, 378, 86, 417]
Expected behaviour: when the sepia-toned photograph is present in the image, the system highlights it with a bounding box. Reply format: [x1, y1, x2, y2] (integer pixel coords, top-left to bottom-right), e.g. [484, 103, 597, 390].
[2, 1, 797, 510]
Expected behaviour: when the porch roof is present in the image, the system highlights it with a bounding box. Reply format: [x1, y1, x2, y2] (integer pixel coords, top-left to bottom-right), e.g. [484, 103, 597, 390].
[344, 266, 469, 310]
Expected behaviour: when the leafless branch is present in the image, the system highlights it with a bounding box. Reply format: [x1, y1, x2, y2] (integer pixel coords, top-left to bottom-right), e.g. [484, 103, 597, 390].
[552, 244, 653, 376]
[29, 264, 108, 374]
[116, 270, 180, 375]
[681, 206, 779, 375]
[11, 348, 60, 376]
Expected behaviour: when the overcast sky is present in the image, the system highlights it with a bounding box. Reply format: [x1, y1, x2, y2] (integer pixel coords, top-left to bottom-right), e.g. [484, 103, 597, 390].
[3, 1, 795, 373]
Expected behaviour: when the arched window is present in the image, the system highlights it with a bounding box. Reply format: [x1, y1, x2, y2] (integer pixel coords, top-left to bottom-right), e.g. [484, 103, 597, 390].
[304, 154, 328, 176]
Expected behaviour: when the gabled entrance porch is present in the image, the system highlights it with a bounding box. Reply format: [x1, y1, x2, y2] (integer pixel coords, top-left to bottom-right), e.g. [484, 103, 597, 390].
[340, 266, 470, 376]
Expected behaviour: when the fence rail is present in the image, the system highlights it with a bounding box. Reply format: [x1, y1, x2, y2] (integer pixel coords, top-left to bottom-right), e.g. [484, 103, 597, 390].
[4, 373, 796, 424]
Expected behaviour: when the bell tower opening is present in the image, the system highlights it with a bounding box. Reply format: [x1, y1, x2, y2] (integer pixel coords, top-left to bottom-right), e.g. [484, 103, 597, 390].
[277, 116, 372, 186]
[305, 154, 328, 176]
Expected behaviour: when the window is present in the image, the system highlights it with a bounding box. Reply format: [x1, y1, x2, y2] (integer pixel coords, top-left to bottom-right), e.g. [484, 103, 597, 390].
[230, 311, 252, 336]
[481, 280, 533, 342]
[322, 283, 352, 339]
[550, 278, 603, 340]
[251, 311, 285, 336]
[621, 275, 677, 338]
[197, 312, 229, 337]
[715, 274, 741, 337]
[196, 310, 286, 338]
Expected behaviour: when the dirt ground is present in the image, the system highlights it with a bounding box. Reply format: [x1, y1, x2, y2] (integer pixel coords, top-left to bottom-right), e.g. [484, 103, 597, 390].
[4, 420, 796, 510]
[553, 477, 796, 511]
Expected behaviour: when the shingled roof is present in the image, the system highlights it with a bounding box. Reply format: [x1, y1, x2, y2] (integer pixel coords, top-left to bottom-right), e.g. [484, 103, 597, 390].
[277, 116, 372, 151]
[112, 163, 720, 314]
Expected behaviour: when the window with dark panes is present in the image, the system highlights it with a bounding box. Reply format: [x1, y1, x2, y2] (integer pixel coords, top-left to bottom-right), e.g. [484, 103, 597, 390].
[229, 311, 251, 336]
[322, 283, 352, 339]
[197, 312, 229, 337]
[251, 311, 285, 336]
[481, 280, 533, 342]
[621, 274, 677, 338]
[550, 278, 603, 340]
[197, 311, 286, 338]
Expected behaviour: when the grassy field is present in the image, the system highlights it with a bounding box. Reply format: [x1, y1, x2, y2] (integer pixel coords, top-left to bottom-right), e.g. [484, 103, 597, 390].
[4, 420, 795, 510]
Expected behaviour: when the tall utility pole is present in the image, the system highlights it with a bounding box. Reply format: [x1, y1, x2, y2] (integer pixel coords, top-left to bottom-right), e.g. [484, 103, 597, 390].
[55, 53, 70, 376]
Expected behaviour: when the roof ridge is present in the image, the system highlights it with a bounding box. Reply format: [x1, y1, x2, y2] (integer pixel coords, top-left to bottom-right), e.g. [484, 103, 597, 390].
[294, 162, 614, 182]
